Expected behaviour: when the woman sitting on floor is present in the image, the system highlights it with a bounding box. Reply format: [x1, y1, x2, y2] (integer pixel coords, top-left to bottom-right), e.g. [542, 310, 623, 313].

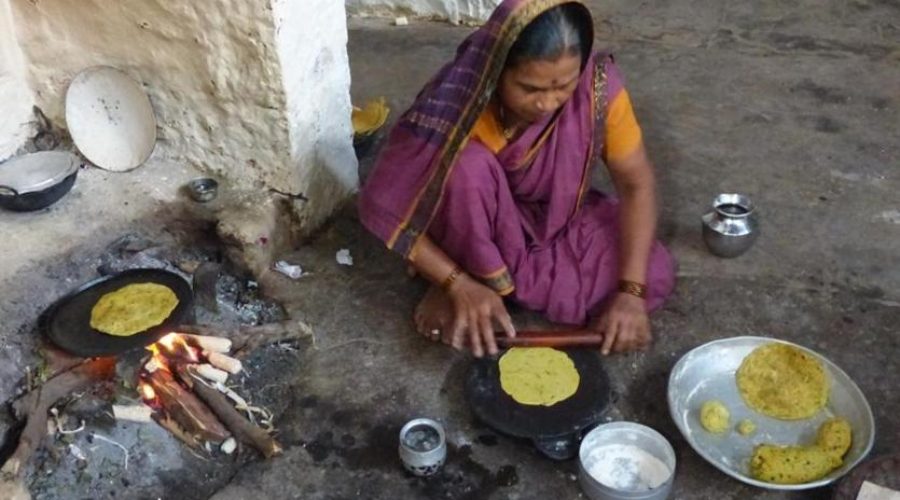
[359, 0, 676, 357]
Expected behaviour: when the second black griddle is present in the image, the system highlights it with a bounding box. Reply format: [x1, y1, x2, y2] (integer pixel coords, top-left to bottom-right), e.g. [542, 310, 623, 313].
[465, 348, 611, 460]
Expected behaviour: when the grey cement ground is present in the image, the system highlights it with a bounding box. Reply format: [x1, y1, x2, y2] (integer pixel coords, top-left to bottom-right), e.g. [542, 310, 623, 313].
[0, 1, 898, 499]
[213, 5, 900, 499]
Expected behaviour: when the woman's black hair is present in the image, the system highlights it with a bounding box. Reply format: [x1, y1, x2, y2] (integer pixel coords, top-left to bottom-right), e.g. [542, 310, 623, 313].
[506, 3, 593, 69]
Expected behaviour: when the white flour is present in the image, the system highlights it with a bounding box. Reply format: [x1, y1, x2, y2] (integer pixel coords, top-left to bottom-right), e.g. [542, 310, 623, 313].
[584, 444, 671, 491]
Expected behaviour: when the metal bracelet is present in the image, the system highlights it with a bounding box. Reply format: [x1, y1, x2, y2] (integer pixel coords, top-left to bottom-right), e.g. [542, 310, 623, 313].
[617, 280, 647, 299]
[442, 267, 463, 291]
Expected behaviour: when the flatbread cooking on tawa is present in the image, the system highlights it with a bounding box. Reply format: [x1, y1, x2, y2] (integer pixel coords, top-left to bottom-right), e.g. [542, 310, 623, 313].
[90, 283, 179, 336]
[736, 343, 829, 420]
[499, 347, 579, 406]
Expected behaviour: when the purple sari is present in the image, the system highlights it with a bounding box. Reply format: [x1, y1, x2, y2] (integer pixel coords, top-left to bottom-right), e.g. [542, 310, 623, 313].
[359, 0, 675, 325]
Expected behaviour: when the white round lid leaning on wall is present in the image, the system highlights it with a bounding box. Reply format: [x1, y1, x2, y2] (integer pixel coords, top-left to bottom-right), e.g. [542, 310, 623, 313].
[65, 66, 157, 172]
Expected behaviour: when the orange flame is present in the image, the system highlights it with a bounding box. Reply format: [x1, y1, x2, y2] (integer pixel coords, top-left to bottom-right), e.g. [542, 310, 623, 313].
[154, 332, 200, 363]
[158, 333, 179, 351]
[140, 383, 156, 401]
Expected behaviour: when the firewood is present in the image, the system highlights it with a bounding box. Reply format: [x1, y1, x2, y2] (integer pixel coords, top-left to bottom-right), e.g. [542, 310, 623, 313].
[144, 357, 162, 373]
[112, 404, 153, 423]
[176, 319, 312, 358]
[144, 369, 230, 444]
[0, 478, 30, 500]
[205, 351, 242, 374]
[3, 357, 116, 478]
[195, 364, 228, 384]
[176, 365, 282, 458]
[38, 344, 84, 379]
[153, 414, 200, 449]
[181, 334, 232, 353]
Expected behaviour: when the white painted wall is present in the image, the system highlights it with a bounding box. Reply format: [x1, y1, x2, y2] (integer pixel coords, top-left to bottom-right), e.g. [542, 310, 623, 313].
[3, 0, 357, 229]
[273, 0, 358, 231]
[346, 0, 499, 24]
[0, 0, 33, 161]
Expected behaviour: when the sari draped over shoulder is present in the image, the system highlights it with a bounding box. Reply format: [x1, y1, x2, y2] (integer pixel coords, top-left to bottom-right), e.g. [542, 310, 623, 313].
[359, 0, 675, 324]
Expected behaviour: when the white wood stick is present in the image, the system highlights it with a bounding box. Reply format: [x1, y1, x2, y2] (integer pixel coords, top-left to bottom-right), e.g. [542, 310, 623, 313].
[182, 334, 232, 354]
[221, 437, 237, 455]
[205, 351, 242, 375]
[112, 404, 154, 423]
[195, 364, 229, 384]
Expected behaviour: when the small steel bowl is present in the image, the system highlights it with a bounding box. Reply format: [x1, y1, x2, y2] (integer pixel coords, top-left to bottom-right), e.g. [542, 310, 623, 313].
[398, 418, 447, 477]
[187, 177, 218, 203]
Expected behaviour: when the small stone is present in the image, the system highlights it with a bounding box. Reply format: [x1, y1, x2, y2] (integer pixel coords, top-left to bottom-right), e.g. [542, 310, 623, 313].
[221, 437, 237, 455]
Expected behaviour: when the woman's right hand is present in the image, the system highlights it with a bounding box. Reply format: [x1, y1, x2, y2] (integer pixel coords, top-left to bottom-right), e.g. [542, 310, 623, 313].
[444, 274, 516, 357]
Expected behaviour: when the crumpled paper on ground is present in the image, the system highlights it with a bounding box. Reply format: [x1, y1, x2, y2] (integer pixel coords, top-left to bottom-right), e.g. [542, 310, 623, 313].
[858, 481, 900, 500]
[336, 249, 353, 266]
[273, 260, 304, 279]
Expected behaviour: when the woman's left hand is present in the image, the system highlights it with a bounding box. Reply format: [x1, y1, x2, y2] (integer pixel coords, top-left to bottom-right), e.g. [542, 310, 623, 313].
[590, 293, 651, 355]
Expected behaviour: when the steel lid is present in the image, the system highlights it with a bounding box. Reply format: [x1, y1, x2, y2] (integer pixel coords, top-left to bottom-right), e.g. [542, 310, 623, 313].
[0, 151, 80, 195]
[65, 66, 157, 172]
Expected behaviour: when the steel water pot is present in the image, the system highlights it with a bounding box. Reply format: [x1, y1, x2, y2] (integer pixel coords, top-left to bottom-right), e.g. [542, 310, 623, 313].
[701, 193, 759, 258]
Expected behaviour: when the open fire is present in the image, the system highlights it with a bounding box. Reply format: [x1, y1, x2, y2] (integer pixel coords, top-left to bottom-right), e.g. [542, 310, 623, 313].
[137, 331, 281, 457]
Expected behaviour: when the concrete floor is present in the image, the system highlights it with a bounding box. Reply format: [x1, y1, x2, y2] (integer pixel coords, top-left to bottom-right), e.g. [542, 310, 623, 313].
[1, 1, 898, 498]
[216, 3, 900, 499]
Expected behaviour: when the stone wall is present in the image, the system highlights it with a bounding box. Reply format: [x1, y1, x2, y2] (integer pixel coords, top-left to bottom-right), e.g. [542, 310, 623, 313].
[0, 0, 33, 161]
[2, 0, 356, 232]
[346, 0, 499, 24]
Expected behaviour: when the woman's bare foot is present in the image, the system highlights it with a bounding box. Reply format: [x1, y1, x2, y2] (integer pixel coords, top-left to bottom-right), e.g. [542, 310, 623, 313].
[414, 285, 454, 343]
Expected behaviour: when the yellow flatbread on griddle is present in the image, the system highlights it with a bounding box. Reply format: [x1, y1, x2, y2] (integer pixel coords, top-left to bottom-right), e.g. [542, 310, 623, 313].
[90, 283, 179, 337]
[736, 343, 828, 420]
[499, 347, 579, 406]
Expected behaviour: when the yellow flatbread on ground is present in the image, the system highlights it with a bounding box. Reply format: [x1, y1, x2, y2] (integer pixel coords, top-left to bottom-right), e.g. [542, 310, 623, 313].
[499, 347, 579, 406]
[736, 343, 829, 420]
[90, 283, 179, 336]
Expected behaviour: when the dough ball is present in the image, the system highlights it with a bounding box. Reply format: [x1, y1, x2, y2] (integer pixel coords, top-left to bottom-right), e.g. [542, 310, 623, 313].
[700, 400, 730, 434]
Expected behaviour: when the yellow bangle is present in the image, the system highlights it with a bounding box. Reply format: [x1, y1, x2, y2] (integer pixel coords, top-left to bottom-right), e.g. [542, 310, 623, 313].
[442, 266, 463, 291]
[618, 280, 647, 299]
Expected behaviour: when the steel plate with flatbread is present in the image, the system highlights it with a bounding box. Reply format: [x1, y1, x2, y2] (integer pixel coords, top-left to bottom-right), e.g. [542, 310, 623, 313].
[466, 348, 610, 440]
[667, 336, 874, 491]
[42, 269, 193, 357]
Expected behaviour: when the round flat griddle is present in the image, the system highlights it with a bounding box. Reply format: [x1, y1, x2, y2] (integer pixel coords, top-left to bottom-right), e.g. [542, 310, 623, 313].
[42, 269, 193, 357]
[465, 348, 611, 443]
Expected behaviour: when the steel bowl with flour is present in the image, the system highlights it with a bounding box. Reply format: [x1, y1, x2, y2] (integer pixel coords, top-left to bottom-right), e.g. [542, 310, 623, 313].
[578, 422, 676, 500]
[668, 336, 874, 490]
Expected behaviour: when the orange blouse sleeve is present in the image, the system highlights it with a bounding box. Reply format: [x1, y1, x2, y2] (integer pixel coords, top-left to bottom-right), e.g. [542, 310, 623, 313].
[603, 89, 643, 163]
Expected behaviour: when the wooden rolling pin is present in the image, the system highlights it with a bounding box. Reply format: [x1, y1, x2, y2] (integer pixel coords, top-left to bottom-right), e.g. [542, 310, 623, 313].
[495, 330, 603, 348]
